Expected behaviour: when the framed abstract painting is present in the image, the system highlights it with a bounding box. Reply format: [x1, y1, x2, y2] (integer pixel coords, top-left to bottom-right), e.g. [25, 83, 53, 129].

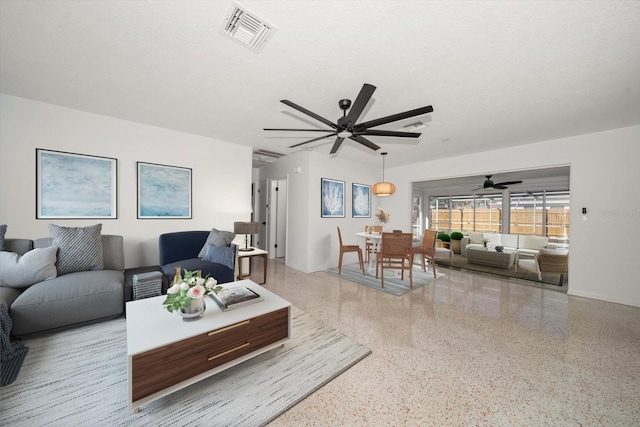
[321, 178, 345, 218]
[137, 162, 192, 219]
[36, 149, 117, 219]
[352, 183, 371, 218]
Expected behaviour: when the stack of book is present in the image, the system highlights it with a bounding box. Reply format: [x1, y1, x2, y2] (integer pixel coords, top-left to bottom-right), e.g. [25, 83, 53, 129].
[209, 285, 263, 311]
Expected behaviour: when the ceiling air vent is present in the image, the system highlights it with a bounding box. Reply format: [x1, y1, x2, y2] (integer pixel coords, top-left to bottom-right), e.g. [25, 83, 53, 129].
[222, 3, 276, 53]
[253, 149, 284, 168]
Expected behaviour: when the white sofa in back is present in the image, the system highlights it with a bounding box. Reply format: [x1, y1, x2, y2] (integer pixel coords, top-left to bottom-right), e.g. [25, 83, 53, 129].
[461, 232, 550, 257]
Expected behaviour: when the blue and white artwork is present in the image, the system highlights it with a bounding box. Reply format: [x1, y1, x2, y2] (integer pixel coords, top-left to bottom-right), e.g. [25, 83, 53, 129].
[37, 149, 117, 219]
[138, 162, 192, 219]
[321, 178, 345, 218]
[352, 183, 371, 218]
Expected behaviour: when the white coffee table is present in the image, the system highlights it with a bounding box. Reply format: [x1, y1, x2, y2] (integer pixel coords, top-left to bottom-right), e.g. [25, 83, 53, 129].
[126, 279, 291, 412]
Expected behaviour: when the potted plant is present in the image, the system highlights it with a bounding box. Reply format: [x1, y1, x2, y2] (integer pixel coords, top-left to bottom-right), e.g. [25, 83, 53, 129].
[436, 232, 450, 249]
[450, 231, 464, 254]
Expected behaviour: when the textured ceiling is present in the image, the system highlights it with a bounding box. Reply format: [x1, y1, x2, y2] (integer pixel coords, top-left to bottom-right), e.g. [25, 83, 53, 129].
[1, 1, 639, 168]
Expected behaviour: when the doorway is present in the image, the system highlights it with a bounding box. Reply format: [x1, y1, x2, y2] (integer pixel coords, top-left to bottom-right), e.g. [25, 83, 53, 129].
[267, 178, 287, 260]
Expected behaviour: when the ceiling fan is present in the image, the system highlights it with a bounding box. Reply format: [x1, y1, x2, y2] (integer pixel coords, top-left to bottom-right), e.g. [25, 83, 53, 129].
[473, 175, 523, 191]
[264, 83, 433, 154]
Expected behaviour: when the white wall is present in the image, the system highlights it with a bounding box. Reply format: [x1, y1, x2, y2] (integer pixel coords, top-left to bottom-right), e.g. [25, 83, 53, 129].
[257, 150, 379, 273]
[0, 95, 253, 268]
[381, 125, 640, 307]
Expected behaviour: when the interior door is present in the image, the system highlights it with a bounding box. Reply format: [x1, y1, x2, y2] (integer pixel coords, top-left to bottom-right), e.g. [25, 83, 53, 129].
[257, 180, 268, 250]
[274, 179, 287, 258]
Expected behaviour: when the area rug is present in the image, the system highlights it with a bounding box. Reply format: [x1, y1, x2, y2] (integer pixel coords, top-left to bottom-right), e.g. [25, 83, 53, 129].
[325, 263, 444, 296]
[0, 307, 371, 427]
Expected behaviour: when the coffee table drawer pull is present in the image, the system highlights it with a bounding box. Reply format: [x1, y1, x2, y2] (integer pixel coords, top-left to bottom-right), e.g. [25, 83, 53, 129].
[208, 342, 250, 361]
[208, 320, 250, 336]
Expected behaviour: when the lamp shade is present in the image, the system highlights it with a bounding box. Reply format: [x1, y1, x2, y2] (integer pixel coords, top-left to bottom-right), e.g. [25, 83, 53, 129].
[234, 222, 259, 235]
[373, 151, 395, 197]
[372, 181, 396, 197]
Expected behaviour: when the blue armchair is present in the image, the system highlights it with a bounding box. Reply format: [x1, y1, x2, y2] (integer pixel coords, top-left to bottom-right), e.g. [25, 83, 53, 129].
[159, 231, 236, 284]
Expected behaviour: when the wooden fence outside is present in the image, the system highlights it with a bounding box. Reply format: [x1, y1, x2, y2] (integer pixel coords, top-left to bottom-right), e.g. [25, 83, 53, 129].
[432, 208, 570, 239]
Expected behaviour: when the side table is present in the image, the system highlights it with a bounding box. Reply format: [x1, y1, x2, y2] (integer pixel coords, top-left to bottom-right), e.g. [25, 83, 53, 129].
[237, 248, 268, 285]
[124, 266, 169, 305]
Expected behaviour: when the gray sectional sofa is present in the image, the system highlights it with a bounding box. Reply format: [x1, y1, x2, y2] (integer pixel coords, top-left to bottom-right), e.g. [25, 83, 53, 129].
[0, 235, 125, 336]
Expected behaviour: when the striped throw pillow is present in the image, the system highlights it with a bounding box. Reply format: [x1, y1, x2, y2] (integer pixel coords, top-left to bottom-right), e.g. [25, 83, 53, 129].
[48, 224, 104, 275]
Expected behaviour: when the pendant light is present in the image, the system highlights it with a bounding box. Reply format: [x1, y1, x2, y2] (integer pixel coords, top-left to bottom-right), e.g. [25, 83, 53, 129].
[372, 152, 396, 197]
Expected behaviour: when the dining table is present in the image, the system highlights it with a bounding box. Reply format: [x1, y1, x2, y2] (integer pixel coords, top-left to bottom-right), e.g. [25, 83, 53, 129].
[355, 231, 383, 275]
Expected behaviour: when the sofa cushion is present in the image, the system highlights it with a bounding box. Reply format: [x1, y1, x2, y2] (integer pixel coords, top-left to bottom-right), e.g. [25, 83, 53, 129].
[540, 248, 569, 255]
[519, 235, 549, 250]
[468, 231, 484, 244]
[197, 228, 236, 258]
[202, 244, 236, 270]
[483, 233, 501, 247]
[0, 247, 58, 288]
[48, 223, 104, 275]
[9, 269, 124, 336]
[0, 224, 6, 251]
[500, 234, 518, 249]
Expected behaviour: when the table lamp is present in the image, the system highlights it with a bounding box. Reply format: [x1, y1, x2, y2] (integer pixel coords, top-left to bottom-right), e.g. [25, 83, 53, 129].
[234, 222, 259, 252]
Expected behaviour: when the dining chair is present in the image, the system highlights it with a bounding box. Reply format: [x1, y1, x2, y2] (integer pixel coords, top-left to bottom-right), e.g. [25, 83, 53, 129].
[337, 227, 365, 275]
[411, 229, 452, 278]
[364, 225, 383, 263]
[516, 249, 568, 285]
[376, 232, 413, 288]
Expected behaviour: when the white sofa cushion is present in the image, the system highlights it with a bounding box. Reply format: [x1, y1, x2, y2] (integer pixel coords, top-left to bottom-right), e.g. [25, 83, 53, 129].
[483, 233, 501, 247]
[540, 248, 569, 255]
[468, 231, 484, 244]
[501, 234, 519, 249]
[519, 235, 549, 250]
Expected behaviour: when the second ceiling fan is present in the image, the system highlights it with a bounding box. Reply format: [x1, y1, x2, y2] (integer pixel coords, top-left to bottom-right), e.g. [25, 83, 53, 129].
[473, 175, 523, 191]
[264, 83, 433, 154]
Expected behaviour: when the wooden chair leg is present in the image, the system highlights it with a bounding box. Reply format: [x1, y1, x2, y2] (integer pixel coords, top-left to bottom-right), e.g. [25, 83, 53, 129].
[338, 251, 343, 274]
[431, 257, 436, 278]
[358, 250, 364, 275]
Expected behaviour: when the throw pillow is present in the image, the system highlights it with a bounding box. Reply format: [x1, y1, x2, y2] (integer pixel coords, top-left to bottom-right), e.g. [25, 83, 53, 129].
[0, 224, 6, 251]
[468, 231, 483, 244]
[48, 223, 104, 275]
[0, 247, 58, 288]
[197, 228, 236, 258]
[202, 243, 236, 270]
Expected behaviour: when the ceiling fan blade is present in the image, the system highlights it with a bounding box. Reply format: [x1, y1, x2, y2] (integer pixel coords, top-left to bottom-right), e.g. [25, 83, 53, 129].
[349, 135, 380, 151]
[288, 133, 337, 148]
[345, 84, 376, 125]
[281, 100, 337, 129]
[357, 129, 421, 138]
[264, 128, 334, 132]
[355, 105, 434, 130]
[495, 180, 523, 186]
[330, 137, 345, 154]
[494, 184, 508, 189]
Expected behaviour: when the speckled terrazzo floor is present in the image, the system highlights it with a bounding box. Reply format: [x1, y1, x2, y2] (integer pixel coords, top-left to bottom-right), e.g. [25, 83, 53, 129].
[249, 259, 640, 426]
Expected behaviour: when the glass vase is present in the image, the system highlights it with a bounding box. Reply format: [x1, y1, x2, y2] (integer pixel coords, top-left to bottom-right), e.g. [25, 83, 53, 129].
[179, 298, 206, 321]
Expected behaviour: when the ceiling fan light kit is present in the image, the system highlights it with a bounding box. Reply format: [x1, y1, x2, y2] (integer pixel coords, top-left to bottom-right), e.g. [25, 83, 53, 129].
[372, 152, 396, 197]
[264, 83, 433, 155]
